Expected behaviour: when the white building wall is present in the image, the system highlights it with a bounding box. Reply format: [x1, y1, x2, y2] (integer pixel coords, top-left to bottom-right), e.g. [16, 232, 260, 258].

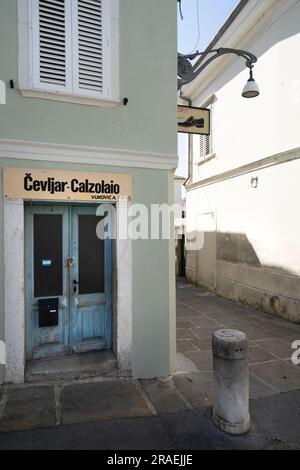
[185, 0, 300, 321]
[174, 179, 183, 207]
[4, 199, 25, 383]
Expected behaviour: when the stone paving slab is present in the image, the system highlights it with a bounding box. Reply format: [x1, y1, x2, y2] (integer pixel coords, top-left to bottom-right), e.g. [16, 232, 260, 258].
[250, 360, 300, 393]
[176, 340, 198, 353]
[178, 313, 218, 323]
[191, 337, 213, 351]
[257, 322, 300, 338]
[224, 317, 265, 329]
[176, 328, 198, 340]
[0, 386, 56, 432]
[286, 358, 300, 368]
[250, 390, 300, 447]
[60, 380, 153, 425]
[248, 346, 277, 364]
[176, 353, 199, 374]
[173, 372, 214, 408]
[176, 319, 194, 328]
[253, 338, 297, 359]
[183, 350, 213, 371]
[190, 326, 221, 339]
[180, 304, 228, 318]
[176, 306, 196, 317]
[174, 365, 281, 402]
[227, 323, 275, 340]
[249, 374, 279, 399]
[141, 379, 189, 415]
[185, 315, 220, 328]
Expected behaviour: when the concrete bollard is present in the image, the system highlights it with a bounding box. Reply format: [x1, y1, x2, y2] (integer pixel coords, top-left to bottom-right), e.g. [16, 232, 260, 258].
[212, 329, 250, 435]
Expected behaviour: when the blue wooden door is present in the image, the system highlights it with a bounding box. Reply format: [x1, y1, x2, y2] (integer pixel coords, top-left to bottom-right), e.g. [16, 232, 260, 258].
[70, 206, 112, 353]
[25, 204, 112, 360]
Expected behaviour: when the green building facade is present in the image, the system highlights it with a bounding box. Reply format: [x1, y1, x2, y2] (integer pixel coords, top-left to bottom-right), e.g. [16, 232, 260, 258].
[0, 0, 178, 384]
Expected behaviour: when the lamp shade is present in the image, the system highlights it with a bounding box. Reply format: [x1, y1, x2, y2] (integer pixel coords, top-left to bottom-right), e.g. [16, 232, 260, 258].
[242, 78, 260, 98]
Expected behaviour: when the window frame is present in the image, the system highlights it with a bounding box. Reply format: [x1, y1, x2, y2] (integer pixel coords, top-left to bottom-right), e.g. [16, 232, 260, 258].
[18, 0, 120, 107]
[196, 96, 216, 166]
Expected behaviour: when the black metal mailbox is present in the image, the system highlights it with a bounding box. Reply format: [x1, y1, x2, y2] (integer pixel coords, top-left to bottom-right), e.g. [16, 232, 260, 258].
[38, 298, 59, 328]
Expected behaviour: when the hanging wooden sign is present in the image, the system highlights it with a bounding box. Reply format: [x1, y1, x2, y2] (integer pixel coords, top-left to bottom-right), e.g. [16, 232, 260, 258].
[178, 105, 210, 135]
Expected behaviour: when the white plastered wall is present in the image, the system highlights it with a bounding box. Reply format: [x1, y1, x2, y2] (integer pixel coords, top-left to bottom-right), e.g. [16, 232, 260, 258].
[4, 199, 25, 384]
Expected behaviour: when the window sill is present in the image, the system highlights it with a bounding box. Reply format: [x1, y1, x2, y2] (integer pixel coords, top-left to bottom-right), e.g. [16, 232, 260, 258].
[20, 88, 121, 108]
[196, 153, 216, 167]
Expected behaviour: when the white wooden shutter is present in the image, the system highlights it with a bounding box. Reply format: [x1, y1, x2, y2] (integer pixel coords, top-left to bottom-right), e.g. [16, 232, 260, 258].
[73, 0, 111, 97]
[199, 135, 212, 159]
[38, 0, 66, 86]
[199, 135, 205, 160]
[78, 0, 103, 92]
[199, 103, 213, 160]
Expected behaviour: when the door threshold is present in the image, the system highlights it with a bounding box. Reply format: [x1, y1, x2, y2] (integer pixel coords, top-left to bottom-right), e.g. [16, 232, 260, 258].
[26, 350, 118, 383]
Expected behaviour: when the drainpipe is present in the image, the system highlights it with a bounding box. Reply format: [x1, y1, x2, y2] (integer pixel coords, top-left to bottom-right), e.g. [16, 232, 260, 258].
[183, 135, 193, 187]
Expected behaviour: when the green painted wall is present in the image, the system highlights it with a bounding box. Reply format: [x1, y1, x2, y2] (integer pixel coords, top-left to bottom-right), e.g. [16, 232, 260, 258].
[0, 158, 176, 381]
[0, 0, 178, 155]
[132, 169, 176, 378]
[0, 0, 177, 383]
[0, 166, 4, 384]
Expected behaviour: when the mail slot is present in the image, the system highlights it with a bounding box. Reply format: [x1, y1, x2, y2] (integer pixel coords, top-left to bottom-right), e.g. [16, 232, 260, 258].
[38, 298, 59, 328]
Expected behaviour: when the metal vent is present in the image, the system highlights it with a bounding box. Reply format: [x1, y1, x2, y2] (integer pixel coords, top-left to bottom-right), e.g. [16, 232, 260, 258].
[39, 0, 66, 86]
[78, 0, 103, 92]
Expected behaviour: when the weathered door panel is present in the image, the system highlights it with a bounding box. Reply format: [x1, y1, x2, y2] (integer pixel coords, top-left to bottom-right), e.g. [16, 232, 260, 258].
[25, 205, 71, 359]
[70, 207, 112, 353]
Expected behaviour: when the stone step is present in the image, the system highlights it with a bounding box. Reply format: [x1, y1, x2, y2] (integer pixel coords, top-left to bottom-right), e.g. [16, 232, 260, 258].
[26, 351, 118, 383]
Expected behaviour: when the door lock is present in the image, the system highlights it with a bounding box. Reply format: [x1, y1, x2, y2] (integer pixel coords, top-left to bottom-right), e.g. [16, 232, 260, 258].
[73, 279, 81, 293]
[66, 257, 74, 269]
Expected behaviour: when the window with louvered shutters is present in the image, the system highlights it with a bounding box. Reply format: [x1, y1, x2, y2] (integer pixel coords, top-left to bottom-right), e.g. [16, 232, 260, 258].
[30, 0, 111, 99]
[199, 103, 213, 160]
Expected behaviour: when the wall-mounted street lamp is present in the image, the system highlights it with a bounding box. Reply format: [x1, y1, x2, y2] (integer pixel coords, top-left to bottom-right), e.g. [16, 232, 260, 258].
[178, 48, 260, 99]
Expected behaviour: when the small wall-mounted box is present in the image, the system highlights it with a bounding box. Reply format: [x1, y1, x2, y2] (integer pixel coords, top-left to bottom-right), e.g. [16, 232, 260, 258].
[38, 298, 59, 328]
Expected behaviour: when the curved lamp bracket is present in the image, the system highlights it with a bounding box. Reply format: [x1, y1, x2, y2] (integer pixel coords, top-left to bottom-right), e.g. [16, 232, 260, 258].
[178, 48, 258, 90]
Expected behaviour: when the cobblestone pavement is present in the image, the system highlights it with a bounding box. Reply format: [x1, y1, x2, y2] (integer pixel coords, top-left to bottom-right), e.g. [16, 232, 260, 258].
[175, 279, 300, 403]
[0, 279, 300, 436]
